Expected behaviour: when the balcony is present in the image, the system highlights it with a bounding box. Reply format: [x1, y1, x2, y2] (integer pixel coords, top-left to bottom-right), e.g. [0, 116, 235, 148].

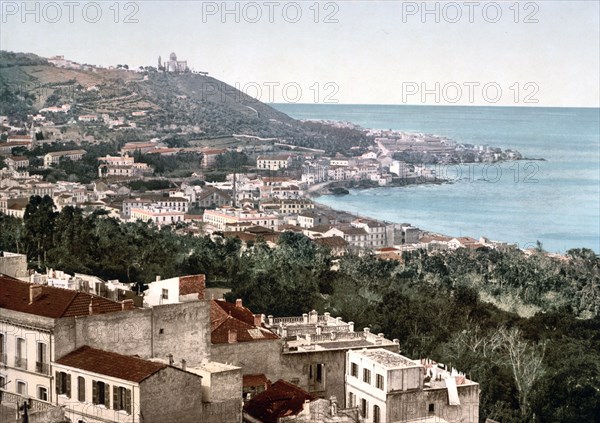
[36, 361, 50, 375]
[14, 356, 27, 369]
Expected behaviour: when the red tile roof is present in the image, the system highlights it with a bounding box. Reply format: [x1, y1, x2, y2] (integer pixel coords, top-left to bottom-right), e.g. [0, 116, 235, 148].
[244, 380, 315, 423]
[211, 300, 279, 344]
[243, 374, 269, 388]
[55, 346, 166, 383]
[178, 274, 205, 299]
[0, 275, 125, 318]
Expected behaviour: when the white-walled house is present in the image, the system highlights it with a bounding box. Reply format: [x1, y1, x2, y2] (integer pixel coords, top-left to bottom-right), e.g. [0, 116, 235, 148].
[345, 349, 479, 423]
[54, 346, 204, 423]
[0, 276, 126, 407]
[143, 274, 205, 307]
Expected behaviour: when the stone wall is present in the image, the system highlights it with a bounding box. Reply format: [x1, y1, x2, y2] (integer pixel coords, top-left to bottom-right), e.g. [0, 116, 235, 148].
[212, 339, 398, 403]
[140, 367, 204, 423]
[55, 300, 211, 365]
[211, 339, 283, 383]
[0, 253, 27, 279]
[387, 383, 480, 423]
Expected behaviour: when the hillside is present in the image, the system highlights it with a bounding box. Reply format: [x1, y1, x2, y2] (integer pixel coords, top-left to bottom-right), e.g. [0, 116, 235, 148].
[0, 51, 369, 155]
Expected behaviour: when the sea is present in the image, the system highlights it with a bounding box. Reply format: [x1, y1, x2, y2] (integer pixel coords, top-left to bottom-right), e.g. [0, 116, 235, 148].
[271, 104, 600, 254]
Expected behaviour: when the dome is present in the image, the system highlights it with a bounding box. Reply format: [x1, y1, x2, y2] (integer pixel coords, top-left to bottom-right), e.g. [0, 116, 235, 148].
[169, 52, 177, 61]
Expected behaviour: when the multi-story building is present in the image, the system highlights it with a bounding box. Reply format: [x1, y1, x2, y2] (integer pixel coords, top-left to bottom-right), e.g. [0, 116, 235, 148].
[98, 155, 150, 178]
[43, 149, 86, 168]
[143, 274, 205, 307]
[130, 207, 185, 226]
[122, 195, 189, 218]
[297, 211, 331, 229]
[54, 346, 205, 423]
[195, 186, 232, 209]
[0, 275, 127, 407]
[345, 349, 479, 423]
[256, 154, 292, 171]
[5, 156, 29, 169]
[259, 198, 314, 215]
[203, 208, 279, 231]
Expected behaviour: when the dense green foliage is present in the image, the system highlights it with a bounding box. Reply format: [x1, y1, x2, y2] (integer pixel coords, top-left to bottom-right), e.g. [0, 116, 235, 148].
[1, 201, 599, 422]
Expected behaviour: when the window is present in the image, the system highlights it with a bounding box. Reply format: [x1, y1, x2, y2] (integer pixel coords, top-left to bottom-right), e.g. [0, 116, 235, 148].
[350, 362, 358, 377]
[36, 342, 48, 374]
[361, 398, 368, 418]
[429, 403, 435, 413]
[376, 374, 384, 390]
[373, 405, 381, 423]
[15, 337, 26, 369]
[78, 376, 86, 402]
[0, 333, 5, 364]
[161, 289, 169, 300]
[17, 381, 27, 395]
[363, 368, 371, 384]
[37, 386, 48, 401]
[93, 380, 110, 407]
[308, 363, 325, 389]
[56, 371, 71, 397]
[113, 386, 132, 414]
[347, 392, 355, 408]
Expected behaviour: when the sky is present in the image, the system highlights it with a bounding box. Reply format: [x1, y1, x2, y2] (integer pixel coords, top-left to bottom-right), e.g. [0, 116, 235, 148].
[1, 0, 599, 106]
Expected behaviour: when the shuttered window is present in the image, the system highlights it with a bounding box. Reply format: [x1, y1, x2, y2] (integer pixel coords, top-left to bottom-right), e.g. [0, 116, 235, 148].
[55, 371, 71, 397]
[92, 380, 110, 407]
[113, 386, 132, 414]
[77, 376, 85, 402]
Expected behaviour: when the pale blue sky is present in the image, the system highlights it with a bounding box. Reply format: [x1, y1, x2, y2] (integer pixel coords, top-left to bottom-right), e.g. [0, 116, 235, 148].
[1, 0, 599, 106]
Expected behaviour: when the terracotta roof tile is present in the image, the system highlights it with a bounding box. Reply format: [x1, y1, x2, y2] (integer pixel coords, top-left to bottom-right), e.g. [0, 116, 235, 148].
[0, 275, 125, 318]
[55, 346, 166, 383]
[244, 380, 315, 423]
[243, 374, 269, 388]
[178, 274, 205, 299]
[210, 300, 279, 344]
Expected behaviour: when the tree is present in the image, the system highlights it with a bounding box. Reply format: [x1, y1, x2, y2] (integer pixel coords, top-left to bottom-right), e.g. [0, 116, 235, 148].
[498, 327, 546, 420]
[23, 195, 57, 268]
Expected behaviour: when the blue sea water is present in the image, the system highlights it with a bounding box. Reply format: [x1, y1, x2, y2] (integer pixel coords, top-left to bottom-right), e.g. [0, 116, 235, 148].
[272, 104, 600, 253]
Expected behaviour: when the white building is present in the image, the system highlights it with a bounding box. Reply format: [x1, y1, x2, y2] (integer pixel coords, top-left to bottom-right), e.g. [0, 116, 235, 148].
[346, 349, 479, 423]
[143, 274, 205, 308]
[123, 196, 189, 218]
[203, 208, 279, 231]
[0, 276, 127, 409]
[130, 207, 185, 226]
[53, 346, 203, 423]
[44, 149, 86, 168]
[256, 154, 292, 171]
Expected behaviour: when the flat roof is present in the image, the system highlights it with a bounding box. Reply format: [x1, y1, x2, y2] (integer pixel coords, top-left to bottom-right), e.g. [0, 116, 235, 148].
[352, 348, 420, 369]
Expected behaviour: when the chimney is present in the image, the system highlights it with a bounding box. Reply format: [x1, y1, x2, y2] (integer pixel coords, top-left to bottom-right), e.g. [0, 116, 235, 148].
[235, 298, 243, 308]
[88, 298, 101, 315]
[348, 321, 355, 332]
[167, 353, 174, 366]
[121, 299, 135, 310]
[181, 359, 187, 371]
[228, 329, 237, 343]
[302, 313, 308, 324]
[267, 315, 274, 326]
[29, 285, 43, 304]
[254, 314, 262, 327]
[156, 275, 161, 282]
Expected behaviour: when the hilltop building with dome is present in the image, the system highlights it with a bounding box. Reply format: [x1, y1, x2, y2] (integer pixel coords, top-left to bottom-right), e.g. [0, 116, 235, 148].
[158, 52, 188, 72]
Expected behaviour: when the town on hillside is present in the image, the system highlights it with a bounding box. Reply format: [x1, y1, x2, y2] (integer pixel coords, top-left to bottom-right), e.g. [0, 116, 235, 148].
[1, 51, 595, 423]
